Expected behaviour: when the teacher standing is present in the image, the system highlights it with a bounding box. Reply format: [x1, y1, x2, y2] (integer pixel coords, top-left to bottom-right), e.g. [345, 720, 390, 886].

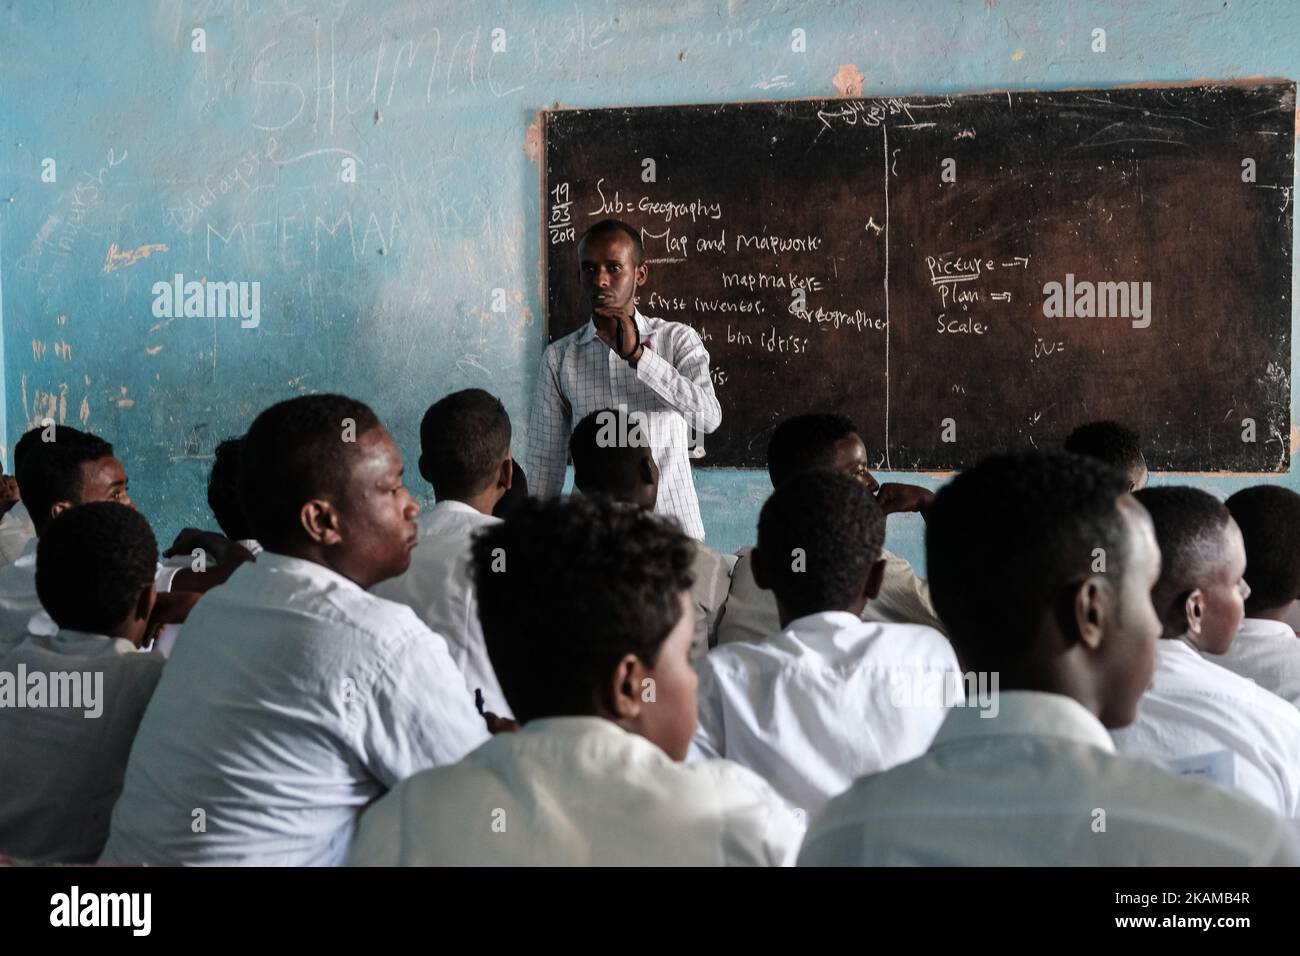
[526, 219, 722, 541]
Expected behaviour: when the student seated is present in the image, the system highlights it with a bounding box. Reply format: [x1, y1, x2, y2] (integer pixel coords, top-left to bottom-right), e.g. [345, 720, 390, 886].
[374, 389, 513, 717]
[0, 503, 165, 862]
[0, 426, 146, 649]
[347, 496, 803, 866]
[100, 394, 489, 866]
[0, 425, 241, 653]
[166, 436, 264, 564]
[154, 437, 263, 657]
[208, 437, 260, 551]
[1064, 419, 1148, 491]
[569, 408, 731, 662]
[1215, 486, 1300, 707]
[0, 456, 33, 568]
[800, 451, 1300, 866]
[716, 413, 943, 646]
[1112, 487, 1300, 817]
[693, 471, 960, 816]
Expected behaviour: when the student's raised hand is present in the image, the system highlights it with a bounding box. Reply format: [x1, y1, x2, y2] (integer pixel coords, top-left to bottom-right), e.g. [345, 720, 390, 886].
[874, 483, 935, 517]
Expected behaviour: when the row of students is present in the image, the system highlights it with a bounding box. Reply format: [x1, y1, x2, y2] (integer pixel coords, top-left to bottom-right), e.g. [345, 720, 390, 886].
[564, 411, 955, 815]
[101, 395, 490, 866]
[0, 426, 242, 655]
[559, 416, 1300, 860]
[804, 451, 1296, 865]
[350, 439, 1298, 864]
[1111, 487, 1300, 818]
[1043, 424, 1300, 824]
[3, 397, 1300, 864]
[0, 390, 524, 864]
[350, 493, 802, 865]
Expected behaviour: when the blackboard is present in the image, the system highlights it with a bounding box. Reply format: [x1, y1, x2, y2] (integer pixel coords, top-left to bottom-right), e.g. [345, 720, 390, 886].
[542, 82, 1295, 472]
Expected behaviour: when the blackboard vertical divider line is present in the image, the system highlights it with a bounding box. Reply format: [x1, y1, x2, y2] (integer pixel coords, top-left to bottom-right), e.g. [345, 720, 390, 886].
[882, 120, 892, 470]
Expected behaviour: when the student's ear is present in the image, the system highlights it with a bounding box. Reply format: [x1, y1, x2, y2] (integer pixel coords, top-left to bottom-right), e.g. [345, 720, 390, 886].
[128, 582, 159, 650]
[134, 581, 158, 625]
[417, 453, 434, 487]
[1184, 588, 1206, 635]
[48, 499, 75, 523]
[498, 456, 514, 492]
[863, 557, 887, 601]
[606, 653, 646, 721]
[300, 499, 343, 546]
[637, 456, 656, 488]
[634, 262, 648, 288]
[1067, 575, 1110, 650]
[751, 546, 772, 592]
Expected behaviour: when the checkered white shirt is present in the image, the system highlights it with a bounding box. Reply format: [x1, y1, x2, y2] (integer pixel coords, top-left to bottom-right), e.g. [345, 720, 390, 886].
[525, 311, 721, 541]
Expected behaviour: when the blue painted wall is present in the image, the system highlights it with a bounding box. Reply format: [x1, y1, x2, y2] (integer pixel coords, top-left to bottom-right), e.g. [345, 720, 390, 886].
[1, 0, 1296, 572]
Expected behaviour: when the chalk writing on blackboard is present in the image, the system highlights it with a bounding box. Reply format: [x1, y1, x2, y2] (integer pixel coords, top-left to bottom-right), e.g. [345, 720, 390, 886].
[545, 83, 1295, 472]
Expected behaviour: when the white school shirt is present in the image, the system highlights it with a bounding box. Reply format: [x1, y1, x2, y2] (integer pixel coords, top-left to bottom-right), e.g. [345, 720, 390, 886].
[0, 502, 35, 567]
[799, 691, 1300, 866]
[152, 540, 262, 659]
[0, 630, 165, 863]
[716, 547, 945, 648]
[525, 311, 722, 541]
[0, 537, 51, 650]
[1111, 639, 1300, 819]
[347, 716, 803, 866]
[1210, 617, 1300, 709]
[689, 540, 732, 662]
[693, 611, 960, 816]
[0, 538, 180, 655]
[100, 552, 489, 867]
[372, 501, 509, 717]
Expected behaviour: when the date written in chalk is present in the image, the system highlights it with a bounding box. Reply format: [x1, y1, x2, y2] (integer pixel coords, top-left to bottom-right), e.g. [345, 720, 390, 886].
[1116, 892, 1251, 906]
